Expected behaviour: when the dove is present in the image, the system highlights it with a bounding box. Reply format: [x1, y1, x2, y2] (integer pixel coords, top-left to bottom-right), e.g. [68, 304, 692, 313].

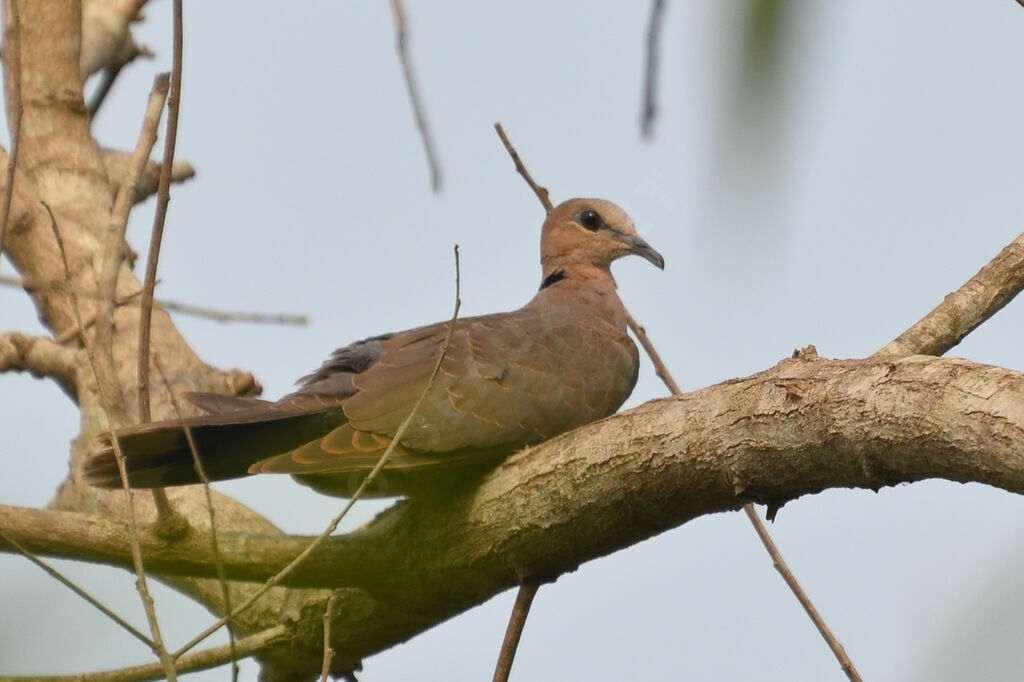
[84, 198, 664, 497]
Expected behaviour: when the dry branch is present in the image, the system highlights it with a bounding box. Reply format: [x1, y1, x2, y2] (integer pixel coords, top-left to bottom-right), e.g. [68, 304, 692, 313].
[5, 352, 1024, 668]
[874, 230, 1024, 357]
[389, 0, 442, 191]
[0, 331, 80, 395]
[640, 0, 666, 137]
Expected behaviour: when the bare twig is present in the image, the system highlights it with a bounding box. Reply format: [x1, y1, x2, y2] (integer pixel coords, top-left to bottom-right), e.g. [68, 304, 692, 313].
[2, 625, 289, 682]
[132, 1, 183, 524]
[624, 310, 680, 394]
[743, 505, 863, 682]
[94, 73, 169, 411]
[155, 354, 238, 679]
[157, 297, 308, 325]
[640, 0, 666, 138]
[55, 287, 144, 344]
[389, 0, 442, 191]
[0, 0, 23, 267]
[43, 203, 178, 681]
[319, 594, 338, 682]
[873, 230, 1024, 358]
[626, 312, 863, 682]
[0, 527, 154, 648]
[493, 126, 863, 682]
[87, 63, 124, 118]
[137, 0, 182, 424]
[2, 274, 308, 329]
[175, 245, 463, 659]
[492, 579, 540, 682]
[494, 123, 552, 212]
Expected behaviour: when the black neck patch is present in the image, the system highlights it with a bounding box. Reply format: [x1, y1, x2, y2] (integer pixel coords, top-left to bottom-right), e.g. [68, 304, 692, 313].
[540, 269, 567, 290]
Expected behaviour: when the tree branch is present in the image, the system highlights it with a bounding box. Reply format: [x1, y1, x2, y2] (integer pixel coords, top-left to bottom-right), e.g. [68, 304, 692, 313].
[874, 230, 1024, 357]
[5, 352, 1024, 667]
[0, 331, 80, 396]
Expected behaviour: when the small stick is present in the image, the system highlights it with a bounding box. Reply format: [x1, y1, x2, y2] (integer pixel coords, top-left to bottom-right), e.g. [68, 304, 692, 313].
[133, 1, 184, 525]
[137, 0, 183, 424]
[626, 313, 863, 682]
[0, 0, 22, 268]
[155, 354, 238, 679]
[624, 310, 680, 394]
[156, 298, 308, 325]
[44, 203, 179, 681]
[175, 245, 463, 659]
[94, 73, 170, 422]
[319, 594, 338, 682]
[390, 0, 442, 191]
[1, 275, 307, 341]
[743, 505, 864, 682]
[494, 123, 553, 213]
[0, 527, 154, 648]
[87, 63, 124, 119]
[640, 0, 666, 138]
[491, 578, 541, 682]
[8, 625, 288, 682]
[493, 124, 863, 682]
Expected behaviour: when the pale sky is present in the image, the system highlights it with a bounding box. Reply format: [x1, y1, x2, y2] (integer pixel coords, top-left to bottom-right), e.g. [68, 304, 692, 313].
[3, 1, 1024, 680]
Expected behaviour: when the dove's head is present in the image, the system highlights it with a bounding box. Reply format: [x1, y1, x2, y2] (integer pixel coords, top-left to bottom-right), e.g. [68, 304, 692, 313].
[540, 198, 664, 280]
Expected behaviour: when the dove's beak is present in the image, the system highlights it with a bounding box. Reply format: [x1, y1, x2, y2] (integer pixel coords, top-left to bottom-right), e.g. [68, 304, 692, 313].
[619, 234, 665, 270]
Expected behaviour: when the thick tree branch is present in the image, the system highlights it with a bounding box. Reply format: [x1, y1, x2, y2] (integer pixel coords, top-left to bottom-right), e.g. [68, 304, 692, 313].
[5, 352, 1024, 668]
[0, 331, 81, 396]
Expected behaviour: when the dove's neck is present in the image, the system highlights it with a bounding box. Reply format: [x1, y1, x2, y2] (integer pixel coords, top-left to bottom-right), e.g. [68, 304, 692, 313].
[533, 263, 627, 329]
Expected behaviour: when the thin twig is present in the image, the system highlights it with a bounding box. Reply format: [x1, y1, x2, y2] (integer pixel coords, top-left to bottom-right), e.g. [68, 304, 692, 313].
[0, 527, 154, 648]
[743, 505, 864, 682]
[2, 625, 289, 682]
[640, 0, 666, 138]
[133, 1, 183, 523]
[492, 579, 540, 682]
[494, 123, 552, 212]
[389, 0, 442, 191]
[175, 245, 463, 659]
[1, 274, 308, 329]
[157, 297, 308, 325]
[87, 63, 124, 119]
[43, 203, 178, 681]
[624, 310, 680, 394]
[0, 0, 22, 267]
[319, 594, 338, 682]
[492, 126, 863, 682]
[137, 0, 182, 424]
[94, 73, 170, 418]
[155, 354, 238, 680]
[626, 311, 863, 682]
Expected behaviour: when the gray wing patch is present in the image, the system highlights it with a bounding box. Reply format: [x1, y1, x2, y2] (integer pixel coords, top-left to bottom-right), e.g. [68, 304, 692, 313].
[295, 333, 395, 396]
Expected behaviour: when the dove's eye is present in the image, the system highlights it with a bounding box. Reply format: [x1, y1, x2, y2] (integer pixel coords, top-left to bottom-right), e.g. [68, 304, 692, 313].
[579, 210, 601, 231]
